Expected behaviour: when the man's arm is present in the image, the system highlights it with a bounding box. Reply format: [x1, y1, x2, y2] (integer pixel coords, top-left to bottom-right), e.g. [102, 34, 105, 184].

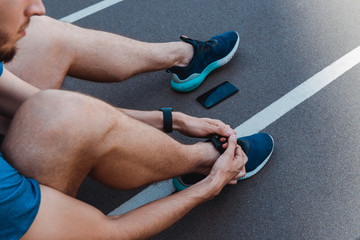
[24, 175, 229, 240]
[0, 67, 39, 118]
[0, 67, 39, 135]
[119, 108, 236, 138]
[23, 135, 245, 240]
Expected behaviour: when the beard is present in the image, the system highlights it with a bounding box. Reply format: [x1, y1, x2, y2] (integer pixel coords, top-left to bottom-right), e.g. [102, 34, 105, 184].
[0, 46, 17, 63]
[0, 30, 17, 63]
[0, 18, 30, 63]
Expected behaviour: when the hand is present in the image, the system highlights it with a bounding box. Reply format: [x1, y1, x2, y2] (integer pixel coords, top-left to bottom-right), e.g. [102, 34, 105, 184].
[208, 134, 248, 188]
[173, 112, 236, 138]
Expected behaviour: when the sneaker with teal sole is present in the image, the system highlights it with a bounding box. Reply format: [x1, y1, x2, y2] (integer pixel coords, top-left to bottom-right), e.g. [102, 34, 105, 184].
[173, 133, 274, 191]
[168, 31, 240, 92]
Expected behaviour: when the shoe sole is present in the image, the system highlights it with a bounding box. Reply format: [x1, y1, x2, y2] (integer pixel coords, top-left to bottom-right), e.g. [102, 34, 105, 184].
[173, 176, 191, 192]
[237, 134, 274, 180]
[171, 32, 240, 92]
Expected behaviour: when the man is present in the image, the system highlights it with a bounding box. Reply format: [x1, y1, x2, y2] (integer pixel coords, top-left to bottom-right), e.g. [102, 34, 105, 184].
[0, 0, 274, 239]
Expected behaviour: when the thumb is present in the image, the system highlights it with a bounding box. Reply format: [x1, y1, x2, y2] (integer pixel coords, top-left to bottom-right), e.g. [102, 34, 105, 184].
[222, 134, 237, 157]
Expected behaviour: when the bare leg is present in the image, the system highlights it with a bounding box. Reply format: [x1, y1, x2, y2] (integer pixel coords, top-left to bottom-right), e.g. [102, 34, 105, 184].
[5, 16, 193, 89]
[4, 16, 73, 89]
[1, 90, 219, 196]
[5, 90, 241, 239]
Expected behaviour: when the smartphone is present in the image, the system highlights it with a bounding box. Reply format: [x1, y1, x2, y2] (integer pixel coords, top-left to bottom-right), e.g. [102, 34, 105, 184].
[196, 81, 239, 108]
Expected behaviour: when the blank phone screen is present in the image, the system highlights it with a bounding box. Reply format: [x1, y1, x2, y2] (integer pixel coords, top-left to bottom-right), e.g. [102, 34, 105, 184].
[196, 81, 239, 108]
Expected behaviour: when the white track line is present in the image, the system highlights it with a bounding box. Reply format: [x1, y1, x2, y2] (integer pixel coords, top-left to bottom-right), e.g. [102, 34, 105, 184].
[109, 45, 360, 215]
[235, 45, 360, 136]
[60, 0, 125, 23]
[108, 180, 174, 215]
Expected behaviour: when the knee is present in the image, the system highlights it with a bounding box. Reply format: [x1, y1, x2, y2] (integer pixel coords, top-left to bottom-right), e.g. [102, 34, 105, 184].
[17, 89, 90, 130]
[19, 89, 120, 135]
[28, 16, 74, 60]
[2, 90, 116, 153]
[30, 16, 69, 44]
[1, 90, 78, 146]
[1, 89, 120, 175]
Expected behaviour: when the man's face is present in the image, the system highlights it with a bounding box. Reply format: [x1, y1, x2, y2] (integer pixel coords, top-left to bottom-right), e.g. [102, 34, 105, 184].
[0, 0, 45, 63]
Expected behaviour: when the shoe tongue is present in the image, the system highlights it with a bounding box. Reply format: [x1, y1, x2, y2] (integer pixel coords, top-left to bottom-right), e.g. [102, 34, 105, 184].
[208, 135, 250, 155]
[208, 135, 225, 154]
[180, 35, 202, 47]
[180, 35, 193, 43]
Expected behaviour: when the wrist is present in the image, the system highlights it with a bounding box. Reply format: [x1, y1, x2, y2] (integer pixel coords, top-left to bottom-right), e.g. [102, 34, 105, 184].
[172, 112, 186, 132]
[191, 174, 226, 200]
[160, 108, 173, 133]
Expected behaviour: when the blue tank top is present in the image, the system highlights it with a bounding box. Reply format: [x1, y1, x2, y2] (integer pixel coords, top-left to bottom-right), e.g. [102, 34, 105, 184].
[0, 153, 41, 239]
[0, 62, 3, 77]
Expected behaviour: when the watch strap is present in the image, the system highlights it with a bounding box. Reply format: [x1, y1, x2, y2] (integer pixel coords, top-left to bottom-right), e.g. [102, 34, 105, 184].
[160, 108, 173, 133]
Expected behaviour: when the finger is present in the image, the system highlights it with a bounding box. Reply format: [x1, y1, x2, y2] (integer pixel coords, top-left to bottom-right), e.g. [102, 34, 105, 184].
[224, 128, 236, 137]
[243, 153, 248, 165]
[228, 179, 238, 185]
[240, 148, 248, 165]
[215, 121, 235, 137]
[222, 134, 237, 157]
[234, 146, 248, 164]
[220, 137, 227, 142]
[233, 146, 243, 160]
[235, 168, 246, 179]
[234, 145, 242, 156]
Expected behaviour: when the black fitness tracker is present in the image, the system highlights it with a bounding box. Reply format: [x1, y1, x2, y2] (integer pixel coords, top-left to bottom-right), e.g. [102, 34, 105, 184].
[160, 108, 173, 133]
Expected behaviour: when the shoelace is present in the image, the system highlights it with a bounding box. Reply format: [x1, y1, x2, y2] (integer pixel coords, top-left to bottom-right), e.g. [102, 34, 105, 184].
[166, 36, 217, 73]
[209, 134, 248, 154]
[180, 35, 216, 49]
[195, 39, 216, 49]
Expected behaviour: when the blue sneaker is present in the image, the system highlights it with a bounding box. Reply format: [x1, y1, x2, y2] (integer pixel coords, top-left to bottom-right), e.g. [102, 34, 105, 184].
[168, 31, 240, 92]
[236, 133, 274, 180]
[173, 133, 274, 191]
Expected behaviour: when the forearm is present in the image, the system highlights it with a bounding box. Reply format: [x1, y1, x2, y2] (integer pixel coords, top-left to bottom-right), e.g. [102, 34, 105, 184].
[118, 108, 185, 132]
[111, 177, 223, 239]
[118, 108, 235, 139]
[0, 68, 39, 118]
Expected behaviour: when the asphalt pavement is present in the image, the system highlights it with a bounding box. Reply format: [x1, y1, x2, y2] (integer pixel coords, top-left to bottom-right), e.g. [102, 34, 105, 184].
[39, 0, 360, 239]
